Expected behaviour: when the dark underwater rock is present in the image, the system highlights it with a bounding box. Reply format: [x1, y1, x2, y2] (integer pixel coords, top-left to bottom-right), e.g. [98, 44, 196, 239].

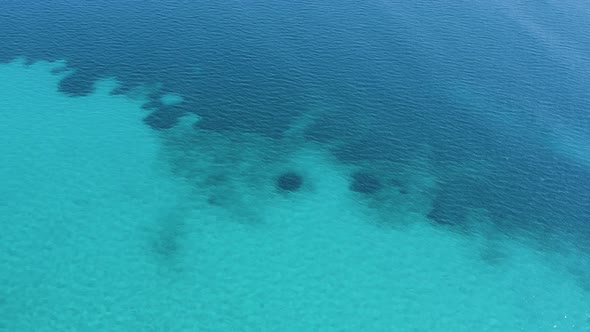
[144, 110, 178, 130]
[350, 172, 382, 194]
[277, 172, 303, 192]
[143, 106, 186, 130]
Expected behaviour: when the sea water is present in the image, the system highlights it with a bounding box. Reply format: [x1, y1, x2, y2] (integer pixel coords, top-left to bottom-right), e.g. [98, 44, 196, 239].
[1, 0, 590, 331]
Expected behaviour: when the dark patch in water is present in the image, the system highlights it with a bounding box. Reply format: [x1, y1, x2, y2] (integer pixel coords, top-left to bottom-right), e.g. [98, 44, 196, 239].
[277, 172, 303, 192]
[350, 172, 382, 194]
[58, 70, 99, 96]
[151, 209, 187, 261]
[153, 227, 180, 258]
[144, 106, 185, 130]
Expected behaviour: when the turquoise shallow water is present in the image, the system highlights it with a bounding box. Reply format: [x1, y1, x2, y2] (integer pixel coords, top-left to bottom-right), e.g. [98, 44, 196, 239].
[1, 59, 589, 331]
[2, 0, 590, 329]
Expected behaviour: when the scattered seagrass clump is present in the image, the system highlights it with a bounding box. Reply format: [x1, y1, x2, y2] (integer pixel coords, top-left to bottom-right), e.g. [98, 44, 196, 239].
[276, 172, 303, 192]
[349, 171, 382, 194]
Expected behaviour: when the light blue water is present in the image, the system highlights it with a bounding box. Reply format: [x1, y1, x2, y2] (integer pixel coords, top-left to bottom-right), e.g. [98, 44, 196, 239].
[1, 0, 590, 330]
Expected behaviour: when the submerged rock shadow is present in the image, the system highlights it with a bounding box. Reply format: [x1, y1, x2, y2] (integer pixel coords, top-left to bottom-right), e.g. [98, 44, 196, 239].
[150, 203, 192, 268]
[159, 122, 297, 225]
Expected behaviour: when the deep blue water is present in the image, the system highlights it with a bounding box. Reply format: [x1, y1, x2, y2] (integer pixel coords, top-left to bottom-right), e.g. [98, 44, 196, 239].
[2, 0, 589, 245]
